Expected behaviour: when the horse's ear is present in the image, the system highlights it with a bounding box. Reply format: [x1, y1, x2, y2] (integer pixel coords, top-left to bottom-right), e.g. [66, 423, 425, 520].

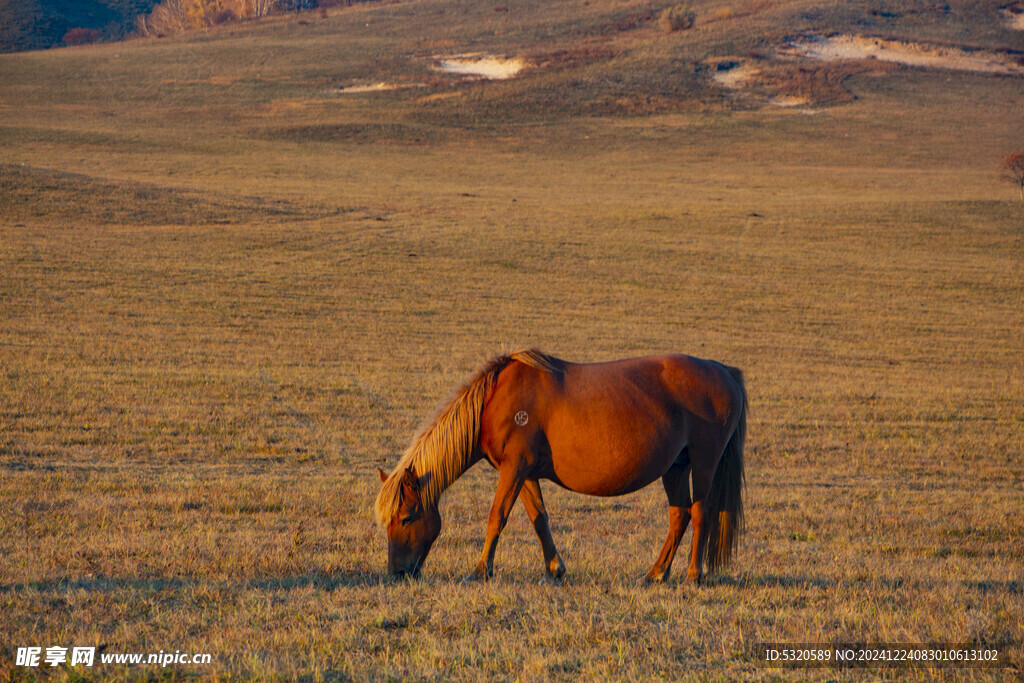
[402, 466, 420, 491]
[398, 466, 423, 523]
[376, 466, 388, 484]
[399, 467, 421, 507]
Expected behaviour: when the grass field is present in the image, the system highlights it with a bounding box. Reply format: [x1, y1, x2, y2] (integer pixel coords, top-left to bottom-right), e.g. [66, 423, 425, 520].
[1, 0, 1023, 679]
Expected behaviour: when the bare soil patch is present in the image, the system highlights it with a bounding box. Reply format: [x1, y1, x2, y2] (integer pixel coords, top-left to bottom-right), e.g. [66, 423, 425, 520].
[336, 82, 425, 94]
[1003, 7, 1024, 30]
[712, 32, 1023, 107]
[434, 54, 527, 80]
[781, 34, 1024, 76]
[711, 60, 761, 89]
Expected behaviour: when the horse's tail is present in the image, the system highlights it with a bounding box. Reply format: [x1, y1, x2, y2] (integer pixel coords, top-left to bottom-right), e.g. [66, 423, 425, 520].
[701, 365, 747, 574]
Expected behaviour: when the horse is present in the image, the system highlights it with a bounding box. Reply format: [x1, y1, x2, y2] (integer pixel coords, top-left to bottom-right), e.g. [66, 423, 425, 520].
[374, 348, 747, 584]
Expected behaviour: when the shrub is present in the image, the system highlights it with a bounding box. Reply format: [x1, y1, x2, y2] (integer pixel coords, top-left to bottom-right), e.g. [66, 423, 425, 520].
[63, 27, 103, 46]
[278, 0, 316, 9]
[1003, 150, 1024, 202]
[660, 5, 696, 32]
[209, 8, 238, 24]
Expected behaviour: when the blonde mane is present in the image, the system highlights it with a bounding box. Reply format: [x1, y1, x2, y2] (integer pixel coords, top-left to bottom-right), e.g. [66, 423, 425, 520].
[374, 348, 563, 527]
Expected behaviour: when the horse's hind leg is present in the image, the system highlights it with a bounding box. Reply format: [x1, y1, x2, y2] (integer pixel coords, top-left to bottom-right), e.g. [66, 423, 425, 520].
[685, 451, 719, 584]
[642, 459, 692, 584]
[685, 498, 704, 583]
[519, 479, 566, 580]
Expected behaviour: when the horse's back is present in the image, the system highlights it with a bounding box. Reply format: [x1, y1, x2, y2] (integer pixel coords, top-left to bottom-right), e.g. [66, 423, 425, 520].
[480, 353, 743, 496]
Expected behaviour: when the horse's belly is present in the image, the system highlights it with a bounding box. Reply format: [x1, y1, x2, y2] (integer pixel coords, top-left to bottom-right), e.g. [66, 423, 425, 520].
[545, 429, 684, 497]
[527, 358, 694, 496]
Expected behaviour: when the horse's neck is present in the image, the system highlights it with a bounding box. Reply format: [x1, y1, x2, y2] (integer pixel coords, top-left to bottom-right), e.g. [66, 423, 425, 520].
[419, 447, 479, 510]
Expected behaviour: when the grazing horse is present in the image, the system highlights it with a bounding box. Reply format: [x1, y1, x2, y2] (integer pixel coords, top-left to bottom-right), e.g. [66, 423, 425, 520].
[375, 349, 746, 583]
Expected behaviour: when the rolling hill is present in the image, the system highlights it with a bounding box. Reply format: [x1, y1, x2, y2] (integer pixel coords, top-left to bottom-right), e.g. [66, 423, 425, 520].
[1, 0, 1022, 679]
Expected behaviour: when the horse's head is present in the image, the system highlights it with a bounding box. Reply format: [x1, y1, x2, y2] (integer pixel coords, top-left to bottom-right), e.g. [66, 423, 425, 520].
[377, 465, 441, 579]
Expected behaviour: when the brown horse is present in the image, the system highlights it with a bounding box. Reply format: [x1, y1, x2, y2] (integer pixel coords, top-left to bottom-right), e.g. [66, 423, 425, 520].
[375, 349, 746, 583]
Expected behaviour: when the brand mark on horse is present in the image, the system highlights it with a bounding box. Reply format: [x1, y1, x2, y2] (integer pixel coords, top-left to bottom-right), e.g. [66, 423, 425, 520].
[514, 410, 529, 426]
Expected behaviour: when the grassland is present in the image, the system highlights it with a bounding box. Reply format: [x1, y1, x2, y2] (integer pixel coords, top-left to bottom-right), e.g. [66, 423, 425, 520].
[1, 0, 1023, 680]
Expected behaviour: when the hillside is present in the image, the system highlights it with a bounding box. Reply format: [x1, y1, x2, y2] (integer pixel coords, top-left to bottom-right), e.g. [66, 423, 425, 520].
[0, 0, 157, 53]
[1, 0, 1023, 680]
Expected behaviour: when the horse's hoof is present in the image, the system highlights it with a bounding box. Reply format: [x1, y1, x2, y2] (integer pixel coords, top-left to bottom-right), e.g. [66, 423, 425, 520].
[540, 572, 565, 586]
[462, 569, 491, 584]
[638, 573, 667, 586]
[548, 559, 566, 579]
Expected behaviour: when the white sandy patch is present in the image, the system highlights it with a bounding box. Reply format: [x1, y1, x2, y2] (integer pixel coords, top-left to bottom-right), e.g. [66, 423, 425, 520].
[416, 91, 464, 104]
[711, 61, 760, 88]
[337, 82, 424, 94]
[782, 35, 1024, 75]
[434, 55, 526, 80]
[768, 96, 820, 115]
[769, 95, 810, 107]
[1003, 9, 1024, 30]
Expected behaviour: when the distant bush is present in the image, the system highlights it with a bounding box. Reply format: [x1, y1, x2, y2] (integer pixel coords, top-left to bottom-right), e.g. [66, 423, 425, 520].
[660, 5, 696, 32]
[63, 27, 103, 46]
[133, 0, 365, 37]
[277, 0, 317, 10]
[1003, 150, 1024, 202]
[209, 8, 238, 25]
[136, 0, 279, 37]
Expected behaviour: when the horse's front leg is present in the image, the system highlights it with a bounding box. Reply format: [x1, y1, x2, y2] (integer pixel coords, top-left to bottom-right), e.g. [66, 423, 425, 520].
[519, 479, 566, 581]
[465, 457, 528, 582]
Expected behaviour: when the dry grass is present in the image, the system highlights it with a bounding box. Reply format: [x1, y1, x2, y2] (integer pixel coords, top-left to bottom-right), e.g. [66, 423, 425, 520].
[747, 59, 899, 105]
[1, 0, 1023, 680]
